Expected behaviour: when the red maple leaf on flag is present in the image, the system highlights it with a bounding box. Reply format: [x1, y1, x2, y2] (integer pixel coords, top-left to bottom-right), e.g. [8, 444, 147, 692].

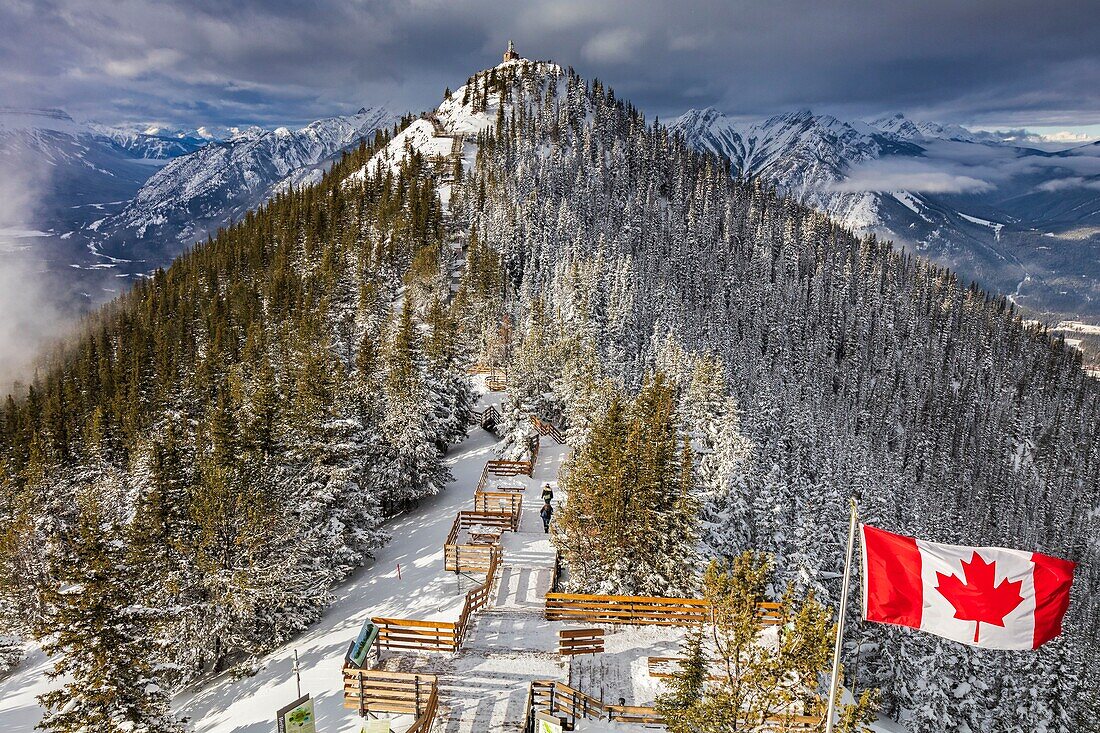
[935, 552, 1025, 642]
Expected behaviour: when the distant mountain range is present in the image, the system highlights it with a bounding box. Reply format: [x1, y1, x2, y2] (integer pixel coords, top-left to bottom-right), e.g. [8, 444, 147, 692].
[95, 107, 394, 264]
[672, 108, 1100, 319]
[3, 103, 1099, 325]
[0, 106, 396, 316]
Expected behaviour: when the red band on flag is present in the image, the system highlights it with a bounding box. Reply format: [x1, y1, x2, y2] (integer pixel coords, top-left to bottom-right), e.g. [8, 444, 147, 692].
[1031, 552, 1076, 649]
[862, 524, 923, 629]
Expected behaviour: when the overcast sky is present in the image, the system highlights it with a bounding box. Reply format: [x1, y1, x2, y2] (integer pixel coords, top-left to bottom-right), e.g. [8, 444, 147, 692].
[2, 0, 1098, 136]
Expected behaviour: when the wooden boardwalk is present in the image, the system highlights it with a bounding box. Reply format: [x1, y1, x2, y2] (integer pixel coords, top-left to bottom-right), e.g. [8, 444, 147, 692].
[435, 434, 568, 733]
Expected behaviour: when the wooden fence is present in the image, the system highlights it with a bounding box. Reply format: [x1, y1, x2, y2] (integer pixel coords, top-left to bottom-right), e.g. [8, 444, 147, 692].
[528, 679, 821, 732]
[647, 656, 726, 681]
[545, 593, 783, 627]
[473, 404, 499, 430]
[407, 684, 440, 733]
[530, 680, 604, 728]
[607, 705, 664, 725]
[558, 628, 605, 656]
[482, 435, 540, 479]
[473, 490, 523, 516]
[475, 462, 516, 493]
[485, 458, 533, 477]
[453, 545, 501, 646]
[444, 543, 498, 574]
[530, 415, 566, 445]
[545, 593, 711, 626]
[342, 668, 438, 717]
[444, 509, 518, 572]
[371, 546, 501, 653]
[371, 617, 458, 652]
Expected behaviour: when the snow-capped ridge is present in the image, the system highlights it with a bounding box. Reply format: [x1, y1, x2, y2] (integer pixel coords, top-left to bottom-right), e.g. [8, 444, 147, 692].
[99, 105, 398, 255]
[349, 55, 565, 183]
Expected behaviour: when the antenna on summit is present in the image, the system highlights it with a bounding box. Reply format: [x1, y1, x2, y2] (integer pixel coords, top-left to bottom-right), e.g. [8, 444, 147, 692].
[503, 40, 519, 62]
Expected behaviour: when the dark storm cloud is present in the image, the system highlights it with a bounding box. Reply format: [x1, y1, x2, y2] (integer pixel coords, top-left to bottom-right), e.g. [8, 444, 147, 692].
[1, 0, 1097, 129]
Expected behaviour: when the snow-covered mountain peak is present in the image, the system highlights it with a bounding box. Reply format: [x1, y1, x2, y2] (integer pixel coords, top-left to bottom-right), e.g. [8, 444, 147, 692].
[867, 113, 1004, 144]
[226, 125, 268, 142]
[0, 107, 85, 134]
[98, 105, 398, 255]
[350, 57, 565, 182]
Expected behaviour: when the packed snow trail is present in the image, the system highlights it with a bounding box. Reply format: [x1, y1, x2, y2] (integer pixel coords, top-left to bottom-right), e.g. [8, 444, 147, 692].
[436, 440, 569, 733]
[0, 401, 506, 733]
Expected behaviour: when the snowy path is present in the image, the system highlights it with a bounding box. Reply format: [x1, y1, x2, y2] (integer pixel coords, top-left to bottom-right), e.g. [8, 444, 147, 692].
[436, 440, 569, 733]
[0, 408, 508, 733]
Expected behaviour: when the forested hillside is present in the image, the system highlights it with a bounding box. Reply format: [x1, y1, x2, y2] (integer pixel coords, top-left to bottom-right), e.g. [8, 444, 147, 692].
[443, 61, 1099, 731]
[1, 56, 1097, 733]
[0, 118, 476, 729]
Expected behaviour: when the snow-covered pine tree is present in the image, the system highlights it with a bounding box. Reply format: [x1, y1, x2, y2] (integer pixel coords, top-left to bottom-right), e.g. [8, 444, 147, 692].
[35, 487, 182, 733]
[379, 298, 452, 512]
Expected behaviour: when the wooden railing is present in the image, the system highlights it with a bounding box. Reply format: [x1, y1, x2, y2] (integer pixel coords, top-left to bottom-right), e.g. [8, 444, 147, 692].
[473, 404, 499, 430]
[342, 668, 438, 717]
[647, 656, 726, 681]
[485, 458, 533, 477]
[371, 546, 501, 653]
[407, 684, 440, 733]
[444, 543, 498, 574]
[530, 415, 566, 445]
[474, 462, 526, 496]
[444, 509, 515, 573]
[545, 593, 711, 626]
[453, 545, 502, 646]
[530, 680, 604, 728]
[545, 592, 783, 627]
[371, 617, 458, 652]
[558, 628, 605, 656]
[529, 679, 821, 731]
[473, 490, 523, 516]
[607, 705, 664, 724]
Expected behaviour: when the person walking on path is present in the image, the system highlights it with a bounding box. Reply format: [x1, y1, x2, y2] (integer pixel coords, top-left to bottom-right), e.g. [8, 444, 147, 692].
[540, 500, 553, 533]
[541, 483, 554, 503]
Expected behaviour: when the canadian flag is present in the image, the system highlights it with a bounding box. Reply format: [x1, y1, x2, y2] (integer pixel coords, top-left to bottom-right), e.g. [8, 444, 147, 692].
[860, 524, 1075, 650]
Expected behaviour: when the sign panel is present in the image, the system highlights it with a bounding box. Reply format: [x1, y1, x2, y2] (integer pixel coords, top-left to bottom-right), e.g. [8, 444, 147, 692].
[276, 694, 316, 733]
[346, 620, 379, 668]
[536, 711, 564, 733]
[362, 718, 392, 733]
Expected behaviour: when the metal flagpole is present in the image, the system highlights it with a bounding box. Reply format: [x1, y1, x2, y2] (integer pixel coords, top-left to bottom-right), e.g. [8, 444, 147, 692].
[825, 498, 859, 733]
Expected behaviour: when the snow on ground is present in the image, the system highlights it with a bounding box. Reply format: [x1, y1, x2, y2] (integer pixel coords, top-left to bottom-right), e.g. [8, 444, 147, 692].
[958, 212, 1005, 240]
[0, 386, 912, 732]
[1056, 320, 1100, 336]
[569, 627, 684, 707]
[347, 55, 563, 190]
[435, 438, 569, 733]
[348, 119, 454, 181]
[0, 391, 507, 733]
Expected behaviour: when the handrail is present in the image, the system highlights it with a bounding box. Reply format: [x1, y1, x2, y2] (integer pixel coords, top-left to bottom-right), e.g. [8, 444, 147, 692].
[530, 415, 566, 445]
[530, 679, 823, 731]
[407, 684, 439, 733]
[545, 592, 783, 626]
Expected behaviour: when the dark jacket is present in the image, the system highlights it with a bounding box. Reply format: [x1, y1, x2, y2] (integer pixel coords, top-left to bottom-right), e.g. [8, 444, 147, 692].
[540, 503, 553, 521]
[541, 486, 554, 502]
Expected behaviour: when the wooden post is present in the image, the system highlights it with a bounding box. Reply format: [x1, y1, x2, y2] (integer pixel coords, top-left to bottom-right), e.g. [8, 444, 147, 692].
[414, 675, 421, 718]
[358, 670, 365, 717]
